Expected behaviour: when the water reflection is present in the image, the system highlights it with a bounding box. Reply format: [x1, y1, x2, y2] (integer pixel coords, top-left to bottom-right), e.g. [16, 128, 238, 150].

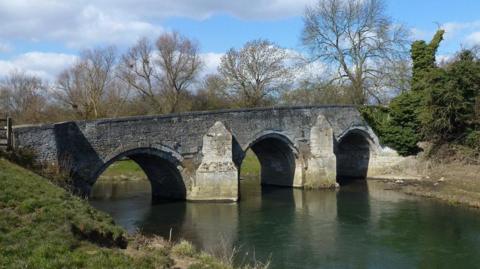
[91, 179, 151, 200]
[90, 178, 480, 269]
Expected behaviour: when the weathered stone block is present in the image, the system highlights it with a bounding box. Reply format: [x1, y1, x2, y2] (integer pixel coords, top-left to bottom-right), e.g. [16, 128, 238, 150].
[305, 115, 337, 188]
[190, 121, 238, 201]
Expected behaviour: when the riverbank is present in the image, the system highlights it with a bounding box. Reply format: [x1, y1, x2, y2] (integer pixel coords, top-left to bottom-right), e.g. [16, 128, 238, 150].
[0, 158, 267, 269]
[370, 160, 480, 209]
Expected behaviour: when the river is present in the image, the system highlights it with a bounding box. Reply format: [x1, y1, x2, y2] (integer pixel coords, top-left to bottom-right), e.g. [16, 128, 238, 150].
[90, 178, 480, 268]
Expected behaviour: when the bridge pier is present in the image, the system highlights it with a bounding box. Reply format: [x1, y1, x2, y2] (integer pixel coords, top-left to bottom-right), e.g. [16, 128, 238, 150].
[304, 115, 337, 188]
[189, 122, 238, 201]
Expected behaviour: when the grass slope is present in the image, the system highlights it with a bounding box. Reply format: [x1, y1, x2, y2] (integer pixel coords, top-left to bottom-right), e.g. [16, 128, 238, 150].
[0, 158, 255, 269]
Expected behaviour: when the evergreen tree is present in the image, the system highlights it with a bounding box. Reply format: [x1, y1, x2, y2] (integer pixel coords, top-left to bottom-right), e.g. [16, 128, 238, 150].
[421, 50, 480, 141]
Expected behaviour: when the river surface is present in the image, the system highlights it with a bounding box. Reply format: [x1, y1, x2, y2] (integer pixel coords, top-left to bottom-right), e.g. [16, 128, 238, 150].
[90, 178, 480, 268]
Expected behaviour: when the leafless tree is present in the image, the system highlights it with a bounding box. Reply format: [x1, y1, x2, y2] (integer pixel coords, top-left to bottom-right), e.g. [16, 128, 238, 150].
[219, 39, 292, 107]
[55, 46, 119, 120]
[118, 37, 162, 113]
[120, 33, 203, 114]
[281, 79, 351, 105]
[156, 32, 203, 113]
[192, 74, 232, 111]
[0, 71, 47, 123]
[302, 0, 409, 104]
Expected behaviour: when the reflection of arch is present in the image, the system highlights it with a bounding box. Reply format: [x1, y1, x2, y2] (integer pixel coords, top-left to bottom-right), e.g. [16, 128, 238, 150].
[242, 132, 297, 187]
[335, 128, 372, 182]
[93, 147, 186, 201]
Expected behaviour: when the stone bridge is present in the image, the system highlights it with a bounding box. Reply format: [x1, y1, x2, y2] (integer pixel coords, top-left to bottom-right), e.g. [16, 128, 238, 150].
[13, 106, 404, 202]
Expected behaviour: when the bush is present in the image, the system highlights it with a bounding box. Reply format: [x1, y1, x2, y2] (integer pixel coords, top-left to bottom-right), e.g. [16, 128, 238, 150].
[171, 240, 197, 257]
[0, 147, 36, 168]
[360, 106, 420, 156]
[465, 131, 480, 151]
[389, 90, 424, 132]
[420, 52, 480, 142]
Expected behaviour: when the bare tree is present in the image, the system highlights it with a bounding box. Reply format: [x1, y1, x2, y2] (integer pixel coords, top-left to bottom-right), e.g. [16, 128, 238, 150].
[156, 32, 203, 113]
[302, 0, 409, 104]
[0, 71, 47, 123]
[120, 33, 203, 114]
[55, 46, 119, 120]
[192, 74, 232, 111]
[281, 79, 351, 105]
[118, 37, 162, 113]
[219, 39, 291, 107]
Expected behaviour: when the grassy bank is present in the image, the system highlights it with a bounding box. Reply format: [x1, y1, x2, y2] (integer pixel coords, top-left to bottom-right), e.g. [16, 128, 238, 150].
[99, 159, 147, 181]
[240, 150, 260, 178]
[0, 158, 266, 268]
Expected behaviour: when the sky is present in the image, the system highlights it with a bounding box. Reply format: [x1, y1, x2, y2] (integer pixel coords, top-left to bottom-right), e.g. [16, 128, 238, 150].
[0, 0, 480, 81]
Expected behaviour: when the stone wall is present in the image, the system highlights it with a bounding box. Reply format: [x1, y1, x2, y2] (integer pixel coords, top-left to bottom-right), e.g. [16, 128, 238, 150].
[12, 105, 402, 201]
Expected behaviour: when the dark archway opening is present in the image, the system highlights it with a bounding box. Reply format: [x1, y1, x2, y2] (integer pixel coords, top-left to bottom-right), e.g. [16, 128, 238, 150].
[91, 150, 186, 203]
[336, 132, 371, 185]
[245, 137, 296, 187]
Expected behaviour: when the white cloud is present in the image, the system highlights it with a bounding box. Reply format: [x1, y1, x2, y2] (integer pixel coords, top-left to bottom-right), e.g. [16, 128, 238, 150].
[200, 52, 223, 77]
[0, 0, 318, 81]
[410, 28, 430, 40]
[442, 21, 480, 37]
[0, 52, 78, 81]
[466, 32, 480, 46]
[436, 54, 454, 65]
[0, 0, 314, 49]
[102, 0, 316, 20]
[52, 6, 163, 49]
[0, 2, 162, 49]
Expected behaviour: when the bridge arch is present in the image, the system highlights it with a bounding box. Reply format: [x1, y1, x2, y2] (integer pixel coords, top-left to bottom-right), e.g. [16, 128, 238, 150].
[241, 131, 298, 187]
[335, 128, 374, 182]
[93, 146, 186, 201]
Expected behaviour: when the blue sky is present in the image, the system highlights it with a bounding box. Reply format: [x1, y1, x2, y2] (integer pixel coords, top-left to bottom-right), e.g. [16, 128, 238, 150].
[1, 0, 479, 80]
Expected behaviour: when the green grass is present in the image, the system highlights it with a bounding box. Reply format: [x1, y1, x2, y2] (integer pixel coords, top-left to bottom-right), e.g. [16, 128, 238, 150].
[0, 158, 175, 268]
[240, 150, 260, 178]
[99, 159, 146, 180]
[0, 157, 269, 269]
[171, 240, 197, 258]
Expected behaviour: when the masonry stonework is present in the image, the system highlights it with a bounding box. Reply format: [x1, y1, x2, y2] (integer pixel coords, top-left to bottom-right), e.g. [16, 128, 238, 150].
[191, 122, 238, 201]
[12, 105, 405, 202]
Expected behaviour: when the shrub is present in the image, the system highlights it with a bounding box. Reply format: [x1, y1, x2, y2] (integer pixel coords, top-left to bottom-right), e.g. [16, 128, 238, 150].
[171, 240, 197, 257]
[360, 106, 420, 156]
[465, 130, 480, 151]
[420, 51, 480, 142]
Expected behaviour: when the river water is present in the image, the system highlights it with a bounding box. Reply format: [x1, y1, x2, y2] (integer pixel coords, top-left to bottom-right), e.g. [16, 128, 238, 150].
[90, 178, 480, 268]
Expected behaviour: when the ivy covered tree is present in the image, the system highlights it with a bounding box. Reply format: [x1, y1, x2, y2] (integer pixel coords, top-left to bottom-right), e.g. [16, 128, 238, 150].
[410, 30, 445, 90]
[390, 30, 445, 135]
[361, 30, 447, 155]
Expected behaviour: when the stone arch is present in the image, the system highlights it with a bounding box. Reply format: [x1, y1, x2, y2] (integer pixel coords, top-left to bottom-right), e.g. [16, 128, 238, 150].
[242, 131, 298, 187]
[337, 126, 380, 154]
[92, 146, 186, 201]
[335, 128, 374, 182]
